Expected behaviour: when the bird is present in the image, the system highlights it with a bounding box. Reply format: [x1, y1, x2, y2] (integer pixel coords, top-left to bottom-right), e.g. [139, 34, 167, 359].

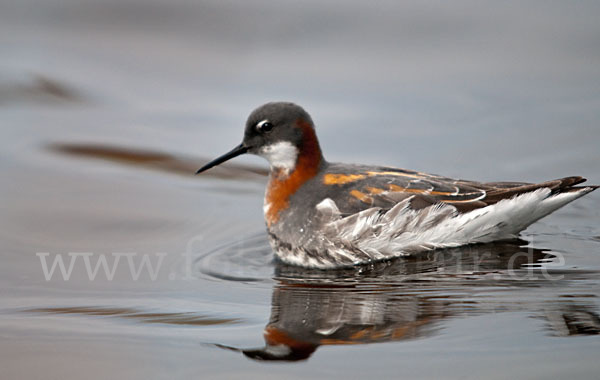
[196, 102, 597, 269]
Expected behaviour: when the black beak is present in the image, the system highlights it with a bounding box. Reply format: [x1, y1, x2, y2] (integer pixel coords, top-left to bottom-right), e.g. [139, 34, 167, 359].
[196, 143, 249, 174]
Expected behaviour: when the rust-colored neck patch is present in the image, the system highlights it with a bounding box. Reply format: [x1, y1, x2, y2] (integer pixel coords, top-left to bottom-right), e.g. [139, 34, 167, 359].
[264, 119, 323, 226]
[262, 326, 317, 360]
[263, 326, 316, 350]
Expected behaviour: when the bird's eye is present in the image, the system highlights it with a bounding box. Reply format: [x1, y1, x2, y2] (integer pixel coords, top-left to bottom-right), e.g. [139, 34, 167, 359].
[257, 120, 274, 133]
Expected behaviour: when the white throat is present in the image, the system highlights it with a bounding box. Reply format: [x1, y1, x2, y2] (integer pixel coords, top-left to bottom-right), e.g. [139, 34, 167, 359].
[259, 141, 298, 173]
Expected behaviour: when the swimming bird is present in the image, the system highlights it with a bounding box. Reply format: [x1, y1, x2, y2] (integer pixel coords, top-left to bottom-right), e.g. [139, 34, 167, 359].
[196, 102, 597, 268]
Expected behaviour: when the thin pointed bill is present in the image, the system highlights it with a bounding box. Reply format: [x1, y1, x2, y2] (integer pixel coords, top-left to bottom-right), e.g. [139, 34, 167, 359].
[196, 143, 249, 174]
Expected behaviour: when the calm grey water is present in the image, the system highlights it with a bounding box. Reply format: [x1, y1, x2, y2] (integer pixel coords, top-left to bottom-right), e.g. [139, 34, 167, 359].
[1, 1, 600, 378]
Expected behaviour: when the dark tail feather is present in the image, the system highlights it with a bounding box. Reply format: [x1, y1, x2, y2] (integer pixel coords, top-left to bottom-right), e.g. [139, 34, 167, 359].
[483, 176, 596, 205]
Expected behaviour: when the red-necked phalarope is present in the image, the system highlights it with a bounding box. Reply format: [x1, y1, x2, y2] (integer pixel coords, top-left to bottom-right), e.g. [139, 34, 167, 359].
[196, 102, 597, 268]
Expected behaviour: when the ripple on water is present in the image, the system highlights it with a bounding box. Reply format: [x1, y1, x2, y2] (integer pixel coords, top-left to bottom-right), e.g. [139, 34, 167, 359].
[195, 232, 275, 284]
[193, 232, 600, 289]
[24, 306, 241, 326]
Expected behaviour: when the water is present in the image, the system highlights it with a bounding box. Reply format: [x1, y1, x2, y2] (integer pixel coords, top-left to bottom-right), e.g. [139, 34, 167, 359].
[1, 1, 600, 378]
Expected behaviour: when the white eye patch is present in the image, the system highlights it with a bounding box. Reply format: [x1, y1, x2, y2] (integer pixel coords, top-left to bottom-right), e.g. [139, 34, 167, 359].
[256, 119, 270, 130]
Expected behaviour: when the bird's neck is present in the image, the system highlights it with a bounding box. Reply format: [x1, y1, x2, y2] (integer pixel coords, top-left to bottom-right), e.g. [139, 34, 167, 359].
[263, 120, 324, 227]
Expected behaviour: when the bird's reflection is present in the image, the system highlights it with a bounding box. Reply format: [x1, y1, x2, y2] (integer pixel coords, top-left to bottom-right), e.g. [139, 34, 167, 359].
[216, 240, 599, 361]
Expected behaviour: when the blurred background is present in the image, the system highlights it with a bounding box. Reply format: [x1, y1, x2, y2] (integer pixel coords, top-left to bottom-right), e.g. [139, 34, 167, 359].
[1, 1, 599, 379]
[2, 0, 599, 177]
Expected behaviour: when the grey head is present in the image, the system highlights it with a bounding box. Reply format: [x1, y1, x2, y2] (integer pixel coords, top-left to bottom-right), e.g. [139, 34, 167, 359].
[196, 102, 322, 174]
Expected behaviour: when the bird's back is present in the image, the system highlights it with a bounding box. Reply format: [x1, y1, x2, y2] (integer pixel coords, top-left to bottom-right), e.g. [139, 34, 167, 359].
[271, 162, 597, 268]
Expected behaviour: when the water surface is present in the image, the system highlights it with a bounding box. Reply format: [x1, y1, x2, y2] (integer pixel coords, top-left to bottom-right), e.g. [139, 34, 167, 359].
[1, 1, 600, 378]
